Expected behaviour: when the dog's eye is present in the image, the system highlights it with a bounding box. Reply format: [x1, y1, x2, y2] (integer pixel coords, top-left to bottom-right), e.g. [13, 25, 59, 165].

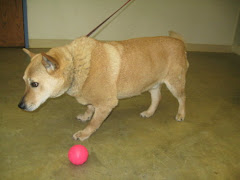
[31, 82, 39, 88]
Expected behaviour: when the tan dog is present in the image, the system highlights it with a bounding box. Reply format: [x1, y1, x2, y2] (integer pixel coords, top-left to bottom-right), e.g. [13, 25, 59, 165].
[18, 31, 189, 141]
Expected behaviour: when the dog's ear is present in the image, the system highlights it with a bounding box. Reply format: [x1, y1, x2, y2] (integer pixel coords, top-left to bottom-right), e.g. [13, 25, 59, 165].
[41, 53, 59, 73]
[22, 48, 36, 58]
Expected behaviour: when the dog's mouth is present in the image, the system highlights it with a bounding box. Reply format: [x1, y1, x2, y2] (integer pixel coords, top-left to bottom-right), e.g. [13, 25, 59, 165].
[24, 105, 36, 112]
[18, 103, 34, 111]
[18, 100, 39, 112]
[18, 96, 49, 112]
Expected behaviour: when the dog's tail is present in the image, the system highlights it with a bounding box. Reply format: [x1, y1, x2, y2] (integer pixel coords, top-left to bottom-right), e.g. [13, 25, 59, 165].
[168, 31, 189, 68]
[168, 31, 185, 43]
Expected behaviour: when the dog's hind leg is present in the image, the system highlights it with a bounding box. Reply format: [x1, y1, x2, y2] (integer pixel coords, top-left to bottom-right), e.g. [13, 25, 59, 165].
[140, 84, 162, 118]
[76, 105, 95, 122]
[165, 77, 186, 122]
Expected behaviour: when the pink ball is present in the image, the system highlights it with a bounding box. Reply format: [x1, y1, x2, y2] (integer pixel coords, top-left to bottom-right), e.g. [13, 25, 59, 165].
[68, 145, 89, 165]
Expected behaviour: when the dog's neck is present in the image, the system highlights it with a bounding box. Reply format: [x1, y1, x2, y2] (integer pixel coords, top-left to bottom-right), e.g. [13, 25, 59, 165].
[65, 37, 97, 97]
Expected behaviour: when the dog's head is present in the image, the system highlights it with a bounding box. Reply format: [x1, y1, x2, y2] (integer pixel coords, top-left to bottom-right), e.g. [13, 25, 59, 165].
[18, 48, 67, 111]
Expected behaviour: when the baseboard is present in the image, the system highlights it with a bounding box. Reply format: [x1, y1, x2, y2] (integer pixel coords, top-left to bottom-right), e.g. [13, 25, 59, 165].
[29, 39, 233, 53]
[232, 45, 240, 55]
[29, 39, 72, 48]
[186, 43, 232, 53]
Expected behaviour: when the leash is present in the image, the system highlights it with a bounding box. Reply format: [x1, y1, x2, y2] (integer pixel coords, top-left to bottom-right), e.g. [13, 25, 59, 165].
[86, 0, 133, 37]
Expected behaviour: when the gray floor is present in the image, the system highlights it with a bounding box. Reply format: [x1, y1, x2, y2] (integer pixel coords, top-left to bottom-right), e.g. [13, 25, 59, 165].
[0, 48, 240, 179]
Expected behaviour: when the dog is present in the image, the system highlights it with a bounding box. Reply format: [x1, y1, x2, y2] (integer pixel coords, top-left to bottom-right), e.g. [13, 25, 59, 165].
[18, 31, 189, 141]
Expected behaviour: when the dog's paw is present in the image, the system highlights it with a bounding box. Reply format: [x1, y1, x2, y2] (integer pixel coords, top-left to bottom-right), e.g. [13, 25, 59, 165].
[73, 131, 90, 141]
[140, 111, 153, 118]
[175, 113, 185, 122]
[76, 114, 91, 122]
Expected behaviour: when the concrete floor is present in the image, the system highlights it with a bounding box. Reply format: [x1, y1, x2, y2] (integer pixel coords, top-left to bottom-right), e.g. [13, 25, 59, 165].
[0, 48, 240, 180]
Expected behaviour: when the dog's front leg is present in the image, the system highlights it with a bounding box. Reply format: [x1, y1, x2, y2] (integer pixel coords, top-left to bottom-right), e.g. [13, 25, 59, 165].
[73, 106, 113, 141]
[76, 105, 95, 122]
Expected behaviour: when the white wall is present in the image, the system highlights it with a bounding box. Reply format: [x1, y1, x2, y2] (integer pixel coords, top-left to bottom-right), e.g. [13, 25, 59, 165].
[27, 0, 240, 46]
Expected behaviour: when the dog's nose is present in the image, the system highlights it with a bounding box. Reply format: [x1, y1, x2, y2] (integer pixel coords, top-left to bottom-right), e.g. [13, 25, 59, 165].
[18, 101, 26, 110]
